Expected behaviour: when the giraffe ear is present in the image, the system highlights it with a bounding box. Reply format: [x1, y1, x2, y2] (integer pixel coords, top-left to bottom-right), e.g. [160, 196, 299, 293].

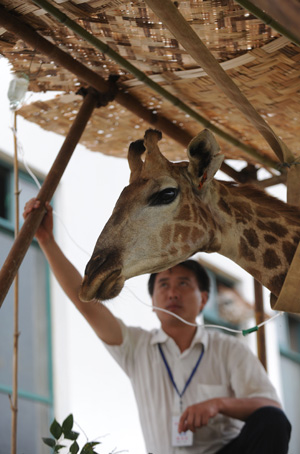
[187, 129, 224, 187]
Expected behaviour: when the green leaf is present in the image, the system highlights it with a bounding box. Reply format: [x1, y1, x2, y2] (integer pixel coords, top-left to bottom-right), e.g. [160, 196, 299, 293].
[50, 419, 63, 440]
[64, 430, 79, 441]
[62, 414, 74, 434]
[54, 444, 66, 452]
[81, 441, 101, 454]
[42, 437, 56, 448]
[70, 441, 80, 454]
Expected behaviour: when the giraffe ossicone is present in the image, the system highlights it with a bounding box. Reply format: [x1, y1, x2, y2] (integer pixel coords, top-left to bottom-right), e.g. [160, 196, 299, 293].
[79, 129, 300, 306]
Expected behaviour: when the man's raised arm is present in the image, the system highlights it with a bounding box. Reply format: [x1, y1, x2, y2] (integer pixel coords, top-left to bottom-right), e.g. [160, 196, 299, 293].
[23, 199, 122, 346]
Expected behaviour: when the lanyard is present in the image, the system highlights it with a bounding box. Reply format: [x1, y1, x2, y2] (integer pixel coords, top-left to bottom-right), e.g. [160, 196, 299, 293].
[158, 343, 204, 412]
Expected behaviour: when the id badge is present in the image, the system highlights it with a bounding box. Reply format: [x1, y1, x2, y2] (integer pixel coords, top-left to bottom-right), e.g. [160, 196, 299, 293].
[172, 415, 193, 447]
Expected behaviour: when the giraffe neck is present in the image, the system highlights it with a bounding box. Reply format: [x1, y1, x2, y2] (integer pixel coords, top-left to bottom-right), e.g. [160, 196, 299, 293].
[202, 181, 300, 297]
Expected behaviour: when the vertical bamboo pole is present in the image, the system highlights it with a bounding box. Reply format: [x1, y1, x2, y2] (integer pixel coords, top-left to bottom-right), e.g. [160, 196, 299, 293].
[11, 111, 20, 454]
[254, 279, 267, 370]
[0, 88, 99, 307]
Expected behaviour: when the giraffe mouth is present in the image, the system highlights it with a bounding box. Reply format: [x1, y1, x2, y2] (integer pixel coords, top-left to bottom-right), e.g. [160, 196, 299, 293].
[79, 269, 125, 302]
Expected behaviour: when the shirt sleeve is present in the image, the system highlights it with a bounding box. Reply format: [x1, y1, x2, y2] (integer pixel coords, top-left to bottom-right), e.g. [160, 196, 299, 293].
[226, 336, 280, 403]
[102, 319, 147, 377]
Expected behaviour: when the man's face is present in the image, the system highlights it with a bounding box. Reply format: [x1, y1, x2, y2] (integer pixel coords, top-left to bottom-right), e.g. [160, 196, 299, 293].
[152, 265, 207, 325]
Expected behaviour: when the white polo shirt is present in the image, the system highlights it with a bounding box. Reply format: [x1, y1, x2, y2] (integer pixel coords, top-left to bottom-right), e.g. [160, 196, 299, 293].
[105, 321, 280, 454]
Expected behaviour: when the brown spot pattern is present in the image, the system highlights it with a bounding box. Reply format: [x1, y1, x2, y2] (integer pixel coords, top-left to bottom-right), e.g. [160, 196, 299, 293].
[268, 222, 289, 237]
[191, 227, 200, 243]
[161, 225, 172, 243]
[218, 198, 232, 216]
[231, 201, 253, 222]
[169, 246, 179, 255]
[256, 207, 277, 219]
[268, 273, 286, 295]
[207, 230, 221, 252]
[239, 237, 256, 261]
[175, 204, 192, 222]
[231, 201, 253, 221]
[181, 244, 192, 255]
[219, 184, 228, 196]
[191, 203, 201, 223]
[174, 225, 191, 243]
[257, 220, 269, 232]
[263, 248, 281, 269]
[243, 228, 259, 248]
[282, 241, 296, 264]
[198, 207, 208, 223]
[293, 233, 300, 244]
[264, 234, 278, 244]
[257, 220, 288, 237]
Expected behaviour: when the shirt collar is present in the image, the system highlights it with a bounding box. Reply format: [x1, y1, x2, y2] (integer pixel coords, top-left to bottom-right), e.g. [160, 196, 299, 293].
[150, 324, 209, 350]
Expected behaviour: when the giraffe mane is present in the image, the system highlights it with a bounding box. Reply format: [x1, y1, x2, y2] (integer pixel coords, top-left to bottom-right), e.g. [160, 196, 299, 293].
[221, 181, 300, 225]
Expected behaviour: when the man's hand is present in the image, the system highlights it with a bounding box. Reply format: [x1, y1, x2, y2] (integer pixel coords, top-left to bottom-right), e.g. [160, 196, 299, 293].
[23, 198, 53, 244]
[178, 396, 281, 434]
[178, 399, 220, 433]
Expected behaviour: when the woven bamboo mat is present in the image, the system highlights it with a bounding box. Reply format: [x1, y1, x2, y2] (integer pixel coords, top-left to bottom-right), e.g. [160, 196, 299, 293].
[0, 0, 299, 166]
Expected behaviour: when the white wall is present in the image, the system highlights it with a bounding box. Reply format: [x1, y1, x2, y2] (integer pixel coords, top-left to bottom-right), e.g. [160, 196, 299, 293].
[0, 56, 285, 453]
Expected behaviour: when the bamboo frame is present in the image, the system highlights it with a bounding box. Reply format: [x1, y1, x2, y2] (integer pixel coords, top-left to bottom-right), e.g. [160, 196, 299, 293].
[0, 6, 280, 169]
[0, 88, 99, 307]
[29, 0, 278, 167]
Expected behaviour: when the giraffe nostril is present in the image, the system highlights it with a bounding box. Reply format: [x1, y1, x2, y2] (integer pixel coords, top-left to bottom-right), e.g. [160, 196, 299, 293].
[84, 254, 107, 280]
[83, 248, 123, 284]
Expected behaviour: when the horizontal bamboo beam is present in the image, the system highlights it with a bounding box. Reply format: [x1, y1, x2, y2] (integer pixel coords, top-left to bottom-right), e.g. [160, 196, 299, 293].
[0, 88, 98, 308]
[0, 6, 279, 170]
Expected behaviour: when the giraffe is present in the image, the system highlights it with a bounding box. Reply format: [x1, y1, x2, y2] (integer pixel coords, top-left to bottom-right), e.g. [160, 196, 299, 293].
[79, 129, 300, 304]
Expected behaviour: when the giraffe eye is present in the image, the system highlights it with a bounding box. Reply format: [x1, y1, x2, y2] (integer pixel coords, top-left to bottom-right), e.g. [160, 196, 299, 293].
[149, 188, 179, 206]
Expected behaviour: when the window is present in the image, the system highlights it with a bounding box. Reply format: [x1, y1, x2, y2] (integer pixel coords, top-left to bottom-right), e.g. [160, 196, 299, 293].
[277, 313, 300, 360]
[0, 160, 53, 453]
[277, 313, 300, 453]
[0, 163, 11, 221]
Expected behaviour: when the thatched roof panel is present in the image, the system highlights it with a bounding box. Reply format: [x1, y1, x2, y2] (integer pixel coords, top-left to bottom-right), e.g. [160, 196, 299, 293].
[0, 0, 299, 168]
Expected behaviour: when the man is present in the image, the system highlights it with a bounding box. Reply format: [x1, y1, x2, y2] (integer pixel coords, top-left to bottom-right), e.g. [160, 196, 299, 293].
[23, 199, 291, 454]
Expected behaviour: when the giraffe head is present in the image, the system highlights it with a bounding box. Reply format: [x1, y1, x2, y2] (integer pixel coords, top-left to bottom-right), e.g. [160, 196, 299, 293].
[79, 129, 224, 302]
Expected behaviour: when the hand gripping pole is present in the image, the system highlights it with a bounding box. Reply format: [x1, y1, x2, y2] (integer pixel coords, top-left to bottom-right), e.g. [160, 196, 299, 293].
[0, 88, 100, 308]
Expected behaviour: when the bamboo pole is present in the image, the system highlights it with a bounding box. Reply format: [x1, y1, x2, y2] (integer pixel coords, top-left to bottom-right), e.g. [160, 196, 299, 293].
[0, 88, 99, 308]
[144, 0, 294, 165]
[10, 112, 20, 454]
[254, 279, 267, 370]
[286, 166, 300, 206]
[0, 6, 279, 169]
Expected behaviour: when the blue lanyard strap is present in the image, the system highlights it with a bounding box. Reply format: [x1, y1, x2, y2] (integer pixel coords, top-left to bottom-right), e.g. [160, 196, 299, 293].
[158, 343, 204, 400]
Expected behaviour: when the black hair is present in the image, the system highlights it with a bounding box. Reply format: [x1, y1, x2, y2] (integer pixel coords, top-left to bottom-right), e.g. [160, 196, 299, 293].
[148, 260, 210, 296]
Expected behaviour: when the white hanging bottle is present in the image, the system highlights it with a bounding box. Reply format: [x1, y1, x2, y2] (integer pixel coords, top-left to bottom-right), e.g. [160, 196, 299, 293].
[7, 72, 29, 111]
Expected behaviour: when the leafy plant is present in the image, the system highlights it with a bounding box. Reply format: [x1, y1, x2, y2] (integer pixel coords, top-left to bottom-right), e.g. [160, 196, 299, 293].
[42, 414, 101, 454]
